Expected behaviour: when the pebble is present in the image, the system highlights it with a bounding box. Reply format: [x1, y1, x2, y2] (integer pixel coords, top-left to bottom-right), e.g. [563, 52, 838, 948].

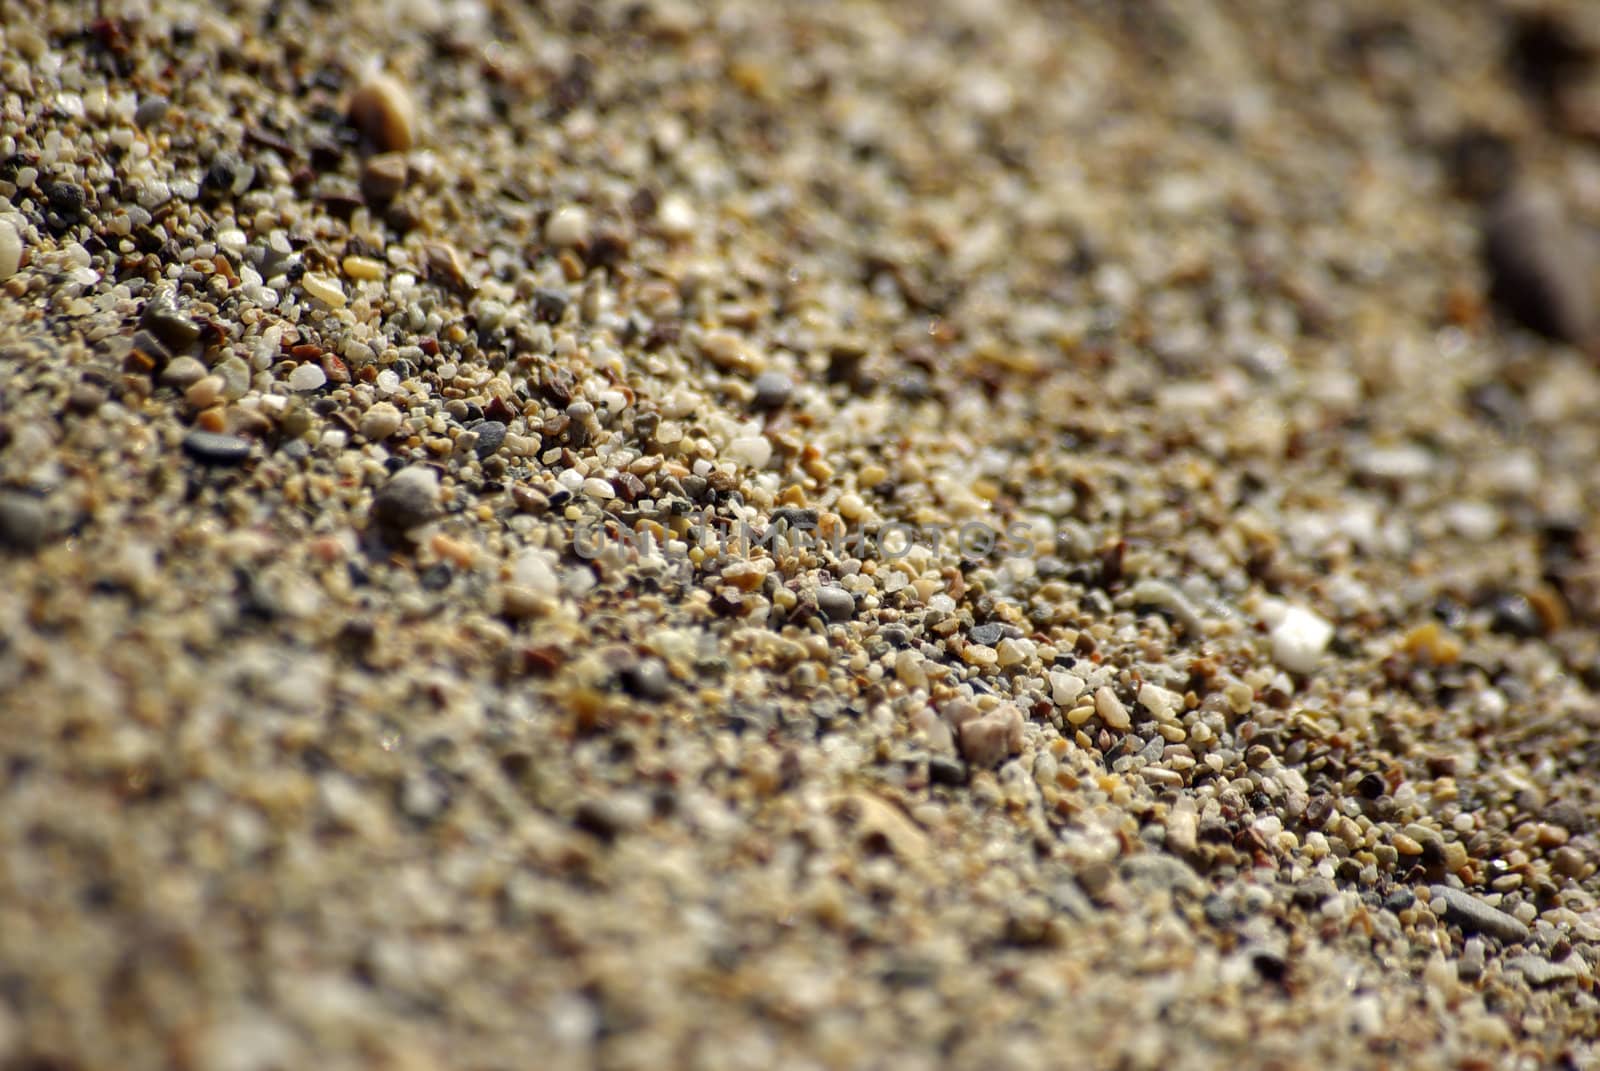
[361, 153, 409, 202]
[0, 492, 50, 552]
[181, 431, 253, 466]
[1484, 185, 1594, 344]
[1506, 955, 1582, 987]
[957, 703, 1025, 767]
[0, 218, 21, 281]
[1050, 670, 1085, 706]
[347, 72, 417, 153]
[545, 205, 591, 248]
[1458, 937, 1487, 982]
[723, 434, 771, 469]
[1428, 885, 1531, 945]
[287, 363, 327, 392]
[133, 95, 169, 128]
[159, 355, 209, 389]
[301, 272, 347, 309]
[1094, 686, 1131, 730]
[371, 466, 441, 534]
[359, 402, 404, 441]
[472, 421, 507, 457]
[141, 299, 201, 351]
[1270, 605, 1334, 674]
[816, 585, 856, 622]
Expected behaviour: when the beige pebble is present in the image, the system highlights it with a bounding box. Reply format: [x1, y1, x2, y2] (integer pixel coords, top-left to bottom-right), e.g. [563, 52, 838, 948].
[1393, 834, 1424, 856]
[957, 703, 1024, 767]
[360, 402, 404, 441]
[1095, 686, 1130, 730]
[184, 374, 225, 410]
[342, 255, 385, 282]
[301, 272, 346, 308]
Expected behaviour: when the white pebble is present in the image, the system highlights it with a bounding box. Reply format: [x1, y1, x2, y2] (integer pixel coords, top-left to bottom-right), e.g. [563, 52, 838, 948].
[657, 194, 697, 238]
[1050, 670, 1085, 706]
[545, 205, 590, 248]
[724, 434, 772, 469]
[0, 218, 22, 280]
[512, 549, 561, 598]
[1271, 605, 1334, 674]
[288, 363, 326, 392]
[582, 477, 616, 500]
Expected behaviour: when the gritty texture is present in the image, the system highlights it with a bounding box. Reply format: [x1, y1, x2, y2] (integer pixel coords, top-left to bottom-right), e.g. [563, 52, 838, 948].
[4, 2, 1600, 1070]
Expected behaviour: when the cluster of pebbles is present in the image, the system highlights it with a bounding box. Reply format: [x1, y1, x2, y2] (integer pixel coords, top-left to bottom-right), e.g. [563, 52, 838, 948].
[5, 0, 1600, 1068]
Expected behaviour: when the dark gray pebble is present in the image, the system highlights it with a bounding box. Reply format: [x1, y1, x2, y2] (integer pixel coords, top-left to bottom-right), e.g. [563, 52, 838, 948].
[371, 466, 441, 533]
[181, 430, 252, 465]
[133, 95, 170, 128]
[472, 420, 507, 457]
[0, 492, 50, 552]
[969, 622, 1020, 647]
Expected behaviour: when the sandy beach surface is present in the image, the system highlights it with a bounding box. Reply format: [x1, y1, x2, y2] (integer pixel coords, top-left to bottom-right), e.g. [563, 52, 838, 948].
[4, 1, 1600, 1068]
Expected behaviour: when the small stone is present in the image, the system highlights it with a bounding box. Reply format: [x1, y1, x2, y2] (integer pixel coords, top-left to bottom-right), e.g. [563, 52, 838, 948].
[361, 153, 409, 202]
[995, 637, 1028, 667]
[141, 299, 201, 351]
[287, 363, 327, 392]
[347, 72, 416, 153]
[816, 585, 856, 622]
[0, 218, 21, 280]
[928, 755, 968, 786]
[342, 255, 385, 282]
[1094, 686, 1131, 730]
[301, 272, 346, 308]
[969, 622, 1006, 647]
[1507, 955, 1581, 987]
[44, 179, 84, 216]
[957, 703, 1025, 767]
[1484, 185, 1595, 344]
[751, 370, 793, 408]
[1050, 670, 1085, 706]
[133, 95, 169, 128]
[159, 355, 208, 389]
[698, 329, 765, 375]
[545, 205, 591, 248]
[473, 421, 507, 457]
[620, 658, 673, 701]
[724, 434, 771, 469]
[1428, 885, 1531, 945]
[1552, 846, 1587, 878]
[1121, 853, 1205, 899]
[371, 466, 441, 534]
[184, 375, 225, 410]
[656, 193, 696, 238]
[0, 492, 50, 552]
[360, 402, 404, 441]
[181, 430, 253, 466]
[1459, 937, 1487, 982]
[1270, 605, 1333, 674]
[582, 477, 615, 500]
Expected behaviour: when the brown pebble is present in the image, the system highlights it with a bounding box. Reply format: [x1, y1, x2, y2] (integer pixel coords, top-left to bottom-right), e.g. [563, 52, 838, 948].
[361, 152, 409, 202]
[347, 72, 416, 154]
